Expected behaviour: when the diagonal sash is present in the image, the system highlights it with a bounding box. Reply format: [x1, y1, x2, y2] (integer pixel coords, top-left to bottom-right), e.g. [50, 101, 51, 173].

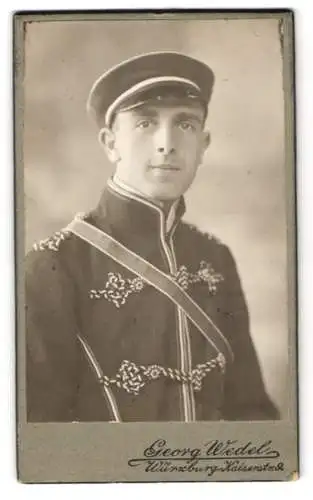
[66, 216, 234, 366]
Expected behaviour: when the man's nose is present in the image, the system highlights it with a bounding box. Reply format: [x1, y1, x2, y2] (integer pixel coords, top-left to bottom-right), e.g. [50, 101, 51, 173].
[154, 124, 176, 155]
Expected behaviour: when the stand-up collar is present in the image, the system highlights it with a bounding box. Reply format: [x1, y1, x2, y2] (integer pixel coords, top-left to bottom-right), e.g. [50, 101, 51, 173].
[92, 178, 186, 253]
[112, 174, 181, 234]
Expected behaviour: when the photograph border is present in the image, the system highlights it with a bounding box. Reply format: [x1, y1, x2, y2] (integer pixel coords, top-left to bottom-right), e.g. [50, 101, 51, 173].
[14, 9, 298, 483]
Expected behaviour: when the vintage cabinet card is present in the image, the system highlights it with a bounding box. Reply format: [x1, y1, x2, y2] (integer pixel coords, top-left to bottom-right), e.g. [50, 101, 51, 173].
[14, 10, 298, 482]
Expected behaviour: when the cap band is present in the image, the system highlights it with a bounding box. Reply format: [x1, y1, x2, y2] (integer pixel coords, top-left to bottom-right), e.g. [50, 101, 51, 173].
[105, 76, 200, 127]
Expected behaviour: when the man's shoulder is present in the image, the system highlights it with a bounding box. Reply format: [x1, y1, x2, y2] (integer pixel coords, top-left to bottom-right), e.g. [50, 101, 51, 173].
[31, 227, 74, 254]
[26, 228, 73, 283]
[26, 213, 92, 274]
[178, 221, 237, 275]
[179, 221, 225, 250]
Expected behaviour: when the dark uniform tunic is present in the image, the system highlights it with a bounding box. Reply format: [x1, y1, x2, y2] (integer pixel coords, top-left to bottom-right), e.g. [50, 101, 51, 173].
[26, 180, 279, 422]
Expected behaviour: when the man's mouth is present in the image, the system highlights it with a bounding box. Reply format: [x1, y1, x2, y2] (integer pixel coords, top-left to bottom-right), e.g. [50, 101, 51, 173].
[150, 164, 181, 171]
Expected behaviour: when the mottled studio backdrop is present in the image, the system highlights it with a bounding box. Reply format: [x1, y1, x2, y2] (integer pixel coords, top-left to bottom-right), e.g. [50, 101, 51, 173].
[23, 18, 288, 416]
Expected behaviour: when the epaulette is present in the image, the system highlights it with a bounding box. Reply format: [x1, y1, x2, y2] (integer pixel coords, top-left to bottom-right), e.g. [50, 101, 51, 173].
[32, 212, 88, 252]
[185, 222, 222, 245]
[32, 228, 72, 252]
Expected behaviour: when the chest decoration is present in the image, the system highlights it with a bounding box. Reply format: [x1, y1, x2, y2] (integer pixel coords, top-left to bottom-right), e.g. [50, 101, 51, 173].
[99, 353, 225, 396]
[89, 261, 224, 308]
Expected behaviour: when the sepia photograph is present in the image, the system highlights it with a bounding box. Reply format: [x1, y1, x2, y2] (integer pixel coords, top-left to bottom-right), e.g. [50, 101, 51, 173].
[15, 10, 298, 482]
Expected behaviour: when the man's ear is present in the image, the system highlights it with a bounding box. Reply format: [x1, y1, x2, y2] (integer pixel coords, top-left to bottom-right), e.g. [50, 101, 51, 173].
[202, 130, 211, 151]
[98, 127, 120, 163]
[198, 130, 211, 163]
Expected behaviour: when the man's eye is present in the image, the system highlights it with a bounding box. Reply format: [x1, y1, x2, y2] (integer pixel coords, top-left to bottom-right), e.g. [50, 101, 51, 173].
[137, 119, 154, 129]
[179, 121, 195, 131]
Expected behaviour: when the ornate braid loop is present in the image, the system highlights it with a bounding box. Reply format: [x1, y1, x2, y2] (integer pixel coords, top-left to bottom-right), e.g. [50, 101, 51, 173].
[174, 261, 224, 295]
[90, 273, 144, 308]
[99, 353, 225, 396]
[90, 262, 224, 308]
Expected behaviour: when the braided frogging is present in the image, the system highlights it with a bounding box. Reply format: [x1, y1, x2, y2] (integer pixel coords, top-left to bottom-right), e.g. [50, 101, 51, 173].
[98, 353, 225, 396]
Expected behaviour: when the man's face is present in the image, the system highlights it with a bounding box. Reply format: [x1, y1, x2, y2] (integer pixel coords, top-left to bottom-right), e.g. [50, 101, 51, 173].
[102, 101, 210, 202]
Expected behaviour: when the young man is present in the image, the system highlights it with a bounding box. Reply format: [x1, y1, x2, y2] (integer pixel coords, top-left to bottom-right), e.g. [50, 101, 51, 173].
[26, 52, 279, 422]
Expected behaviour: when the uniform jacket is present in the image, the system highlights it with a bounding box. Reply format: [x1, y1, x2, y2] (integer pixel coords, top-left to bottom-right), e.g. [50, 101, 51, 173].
[26, 179, 279, 422]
